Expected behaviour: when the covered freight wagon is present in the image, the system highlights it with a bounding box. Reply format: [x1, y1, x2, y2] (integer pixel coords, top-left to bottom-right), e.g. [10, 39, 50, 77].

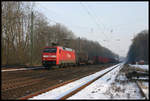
[76, 51, 88, 65]
[93, 56, 110, 64]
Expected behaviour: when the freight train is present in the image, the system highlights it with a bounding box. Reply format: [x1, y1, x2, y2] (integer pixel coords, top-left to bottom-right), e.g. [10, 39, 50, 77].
[93, 56, 118, 64]
[42, 46, 118, 68]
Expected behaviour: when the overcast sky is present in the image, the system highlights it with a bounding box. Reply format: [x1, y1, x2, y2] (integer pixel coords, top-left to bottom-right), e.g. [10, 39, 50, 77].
[34, 1, 148, 57]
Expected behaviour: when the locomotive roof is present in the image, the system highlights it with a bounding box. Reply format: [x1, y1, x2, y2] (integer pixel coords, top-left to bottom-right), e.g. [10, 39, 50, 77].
[44, 46, 75, 51]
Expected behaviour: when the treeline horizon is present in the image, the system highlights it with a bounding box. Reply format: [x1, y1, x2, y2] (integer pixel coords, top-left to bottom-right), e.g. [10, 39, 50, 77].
[126, 30, 149, 64]
[2, 2, 118, 66]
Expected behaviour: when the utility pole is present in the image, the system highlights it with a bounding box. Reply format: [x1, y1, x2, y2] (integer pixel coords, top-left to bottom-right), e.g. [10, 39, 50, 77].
[78, 37, 80, 53]
[30, 11, 34, 66]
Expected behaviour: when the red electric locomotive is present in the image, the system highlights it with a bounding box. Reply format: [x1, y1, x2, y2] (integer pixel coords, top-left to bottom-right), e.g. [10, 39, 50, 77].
[42, 46, 76, 68]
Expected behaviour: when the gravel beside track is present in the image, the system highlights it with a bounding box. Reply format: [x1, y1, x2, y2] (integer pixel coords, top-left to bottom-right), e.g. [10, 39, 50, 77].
[2, 64, 115, 99]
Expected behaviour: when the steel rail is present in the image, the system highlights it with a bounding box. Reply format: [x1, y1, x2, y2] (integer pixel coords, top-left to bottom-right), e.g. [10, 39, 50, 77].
[136, 81, 148, 99]
[19, 68, 106, 100]
[2, 66, 45, 72]
[2, 64, 115, 72]
[19, 78, 79, 100]
[19, 64, 120, 100]
[59, 64, 120, 100]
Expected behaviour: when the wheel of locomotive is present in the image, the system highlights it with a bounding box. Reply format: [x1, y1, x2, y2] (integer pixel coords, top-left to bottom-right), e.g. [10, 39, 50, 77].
[59, 64, 63, 68]
[47, 66, 51, 70]
[61, 64, 65, 68]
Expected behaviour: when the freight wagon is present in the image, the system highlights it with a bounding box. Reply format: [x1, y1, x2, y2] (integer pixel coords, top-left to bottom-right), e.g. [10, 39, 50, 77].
[93, 56, 110, 64]
[76, 51, 88, 65]
[93, 56, 118, 64]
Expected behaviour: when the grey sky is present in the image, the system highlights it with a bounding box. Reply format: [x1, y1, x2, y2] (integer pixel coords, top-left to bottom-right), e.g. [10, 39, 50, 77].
[34, 2, 148, 57]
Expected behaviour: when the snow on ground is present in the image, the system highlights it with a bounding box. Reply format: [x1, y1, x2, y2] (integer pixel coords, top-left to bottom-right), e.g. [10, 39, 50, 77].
[128, 64, 149, 99]
[68, 63, 125, 99]
[129, 64, 149, 71]
[30, 63, 121, 99]
[31, 63, 147, 99]
[69, 63, 144, 99]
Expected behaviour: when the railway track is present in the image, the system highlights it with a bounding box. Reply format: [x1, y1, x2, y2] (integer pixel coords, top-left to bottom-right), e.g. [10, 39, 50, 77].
[2, 66, 45, 72]
[2, 64, 116, 99]
[2, 78, 45, 91]
[19, 63, 121, 100]
[136, 81, 149, 99]
[2, 69, 69, 92]
[2, 71, 87, 92]
[2, 64, 116, 72]
[58, 64, 121, 100]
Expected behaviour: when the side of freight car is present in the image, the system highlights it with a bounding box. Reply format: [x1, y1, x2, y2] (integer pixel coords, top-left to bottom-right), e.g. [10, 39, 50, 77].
[77, 51, 88, 65]
[93, 56, 116, 64]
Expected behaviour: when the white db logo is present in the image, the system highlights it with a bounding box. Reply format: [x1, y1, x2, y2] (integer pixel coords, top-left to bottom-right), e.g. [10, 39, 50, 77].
[67, 53, 71, 58]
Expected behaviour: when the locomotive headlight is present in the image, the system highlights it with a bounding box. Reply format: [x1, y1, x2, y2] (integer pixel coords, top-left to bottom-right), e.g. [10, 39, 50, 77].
[43, 55, 49, 57]
[43, 55, 56, 58]
[50, 55, 56, 58]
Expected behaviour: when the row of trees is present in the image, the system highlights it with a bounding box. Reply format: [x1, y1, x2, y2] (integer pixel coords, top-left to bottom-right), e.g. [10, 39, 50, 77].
[126, 30, 149, 64]
[2, 2, 118, 66]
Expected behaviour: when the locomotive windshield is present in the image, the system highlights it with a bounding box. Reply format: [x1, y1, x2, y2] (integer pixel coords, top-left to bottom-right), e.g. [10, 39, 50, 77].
[43, 48, 57, 53]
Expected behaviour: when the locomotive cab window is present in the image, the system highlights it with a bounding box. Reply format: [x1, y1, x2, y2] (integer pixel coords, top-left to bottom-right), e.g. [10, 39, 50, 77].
[43, 48, 57, 53]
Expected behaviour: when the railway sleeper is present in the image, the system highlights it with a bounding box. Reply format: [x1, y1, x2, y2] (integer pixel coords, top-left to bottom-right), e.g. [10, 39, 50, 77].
[126, 71, 149, 79]
[2, 78, 44, 91]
